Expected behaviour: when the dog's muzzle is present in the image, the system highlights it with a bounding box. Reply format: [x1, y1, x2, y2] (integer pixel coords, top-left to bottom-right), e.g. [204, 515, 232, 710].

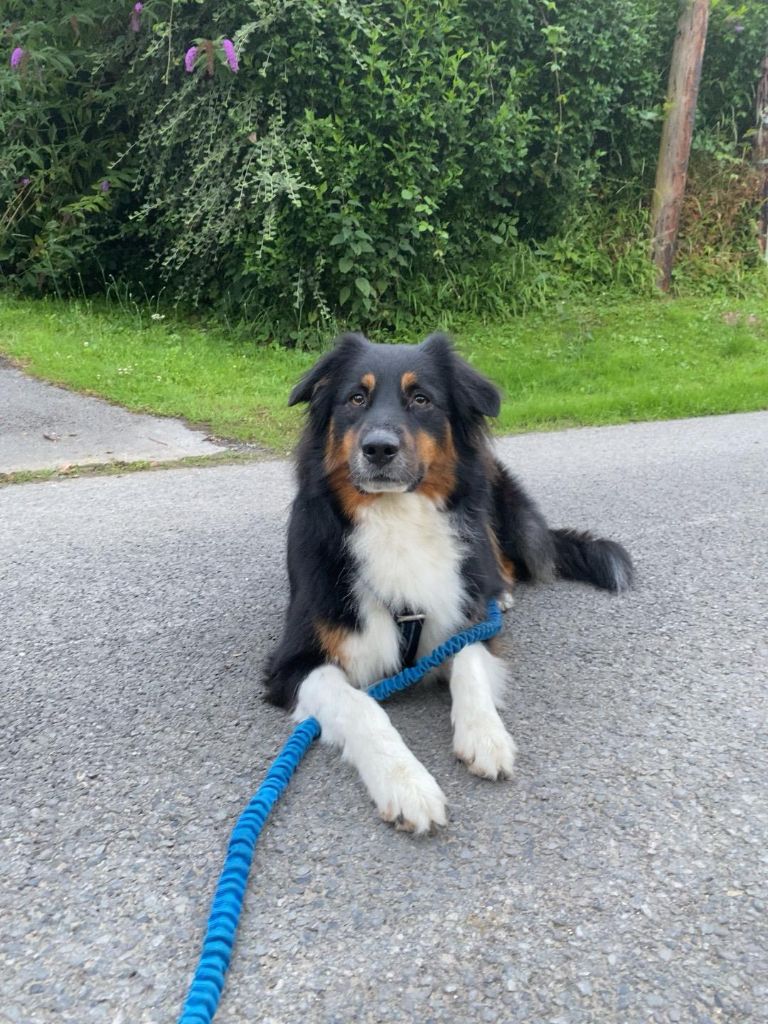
[352, 427, 419, 493]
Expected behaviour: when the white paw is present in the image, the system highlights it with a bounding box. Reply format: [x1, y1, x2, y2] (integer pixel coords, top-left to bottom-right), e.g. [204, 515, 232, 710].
[498, 590, 515, 612]
[453, 710, 517, 780]
[373, 757, 448, 834]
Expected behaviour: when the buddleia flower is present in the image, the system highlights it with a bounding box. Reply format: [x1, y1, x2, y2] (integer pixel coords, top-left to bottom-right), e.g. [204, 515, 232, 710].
[11, 47, 25, 69]
[222, 38, 238, 73]
[184, 46, 198, 73]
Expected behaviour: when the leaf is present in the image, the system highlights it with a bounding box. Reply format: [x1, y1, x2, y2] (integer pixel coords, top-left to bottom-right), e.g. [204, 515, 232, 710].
[339, 286, 351, 305]
[338, 256, 354, 273]
[355, 277, 372, 297]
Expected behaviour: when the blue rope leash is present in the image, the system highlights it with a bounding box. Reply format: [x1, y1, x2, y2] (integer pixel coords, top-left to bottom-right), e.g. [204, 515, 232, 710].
[178, 600, 502, 1024]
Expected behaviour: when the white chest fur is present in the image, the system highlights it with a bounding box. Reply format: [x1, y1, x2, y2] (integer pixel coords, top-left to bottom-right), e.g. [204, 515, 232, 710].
[340, 494, 467, 686]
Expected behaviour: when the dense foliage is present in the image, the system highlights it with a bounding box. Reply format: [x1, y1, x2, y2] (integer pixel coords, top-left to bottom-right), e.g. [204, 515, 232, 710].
[1, 1, 765, 338]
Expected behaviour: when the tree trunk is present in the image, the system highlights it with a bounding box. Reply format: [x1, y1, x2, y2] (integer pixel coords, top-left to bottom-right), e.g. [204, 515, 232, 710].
[650, 0, 710, 291]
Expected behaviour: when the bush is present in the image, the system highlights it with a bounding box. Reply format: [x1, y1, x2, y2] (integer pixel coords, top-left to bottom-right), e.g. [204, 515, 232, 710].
[1, 1, 765, 339]
[0, 5, 133, 292]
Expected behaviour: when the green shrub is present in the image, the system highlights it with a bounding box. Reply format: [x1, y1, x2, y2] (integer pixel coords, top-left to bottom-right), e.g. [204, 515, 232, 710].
[1, 1, 765, 339]
[0, 5, 131, 291]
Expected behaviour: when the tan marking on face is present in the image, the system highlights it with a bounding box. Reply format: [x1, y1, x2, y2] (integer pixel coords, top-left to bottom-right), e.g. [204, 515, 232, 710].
[361, 372, 376, 392]
[324, 420, 376, 520]
[414, 425, 457, 504]
[315, 620, 350, 667]
[401, 371, 418, 392]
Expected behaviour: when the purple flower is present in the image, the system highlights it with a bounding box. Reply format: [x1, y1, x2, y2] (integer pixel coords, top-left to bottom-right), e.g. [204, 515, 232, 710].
[184, 46, 198, 73]
[10, 47, 24, 69]
[100, 180, 110, 193]
[133, 2, 143, 9]
[222, 38, 238, 73]
[20, 177, 31, 187]
[130, 3, 143, 32]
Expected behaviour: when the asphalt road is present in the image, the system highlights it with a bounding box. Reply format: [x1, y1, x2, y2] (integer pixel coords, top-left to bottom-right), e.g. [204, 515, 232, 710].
[0, 362, 225, 473]
[2, 412, 766, 1024]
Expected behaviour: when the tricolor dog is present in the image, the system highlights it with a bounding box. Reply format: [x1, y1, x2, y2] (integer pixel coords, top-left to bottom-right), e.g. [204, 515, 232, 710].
[266, 332, 632, 833]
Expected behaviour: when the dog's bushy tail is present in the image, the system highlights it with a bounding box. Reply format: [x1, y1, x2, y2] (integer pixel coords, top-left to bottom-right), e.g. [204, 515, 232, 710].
[550, 528, 633, 593]
[491, 460, 633, 593]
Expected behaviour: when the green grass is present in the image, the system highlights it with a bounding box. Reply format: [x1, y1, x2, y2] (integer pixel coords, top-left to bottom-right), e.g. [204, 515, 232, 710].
[0, 293, 766, 453]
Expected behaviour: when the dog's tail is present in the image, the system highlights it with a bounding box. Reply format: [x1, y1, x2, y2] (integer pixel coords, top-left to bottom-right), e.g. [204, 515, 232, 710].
[491, 461, 633, 593]
[550, 527, 633, 593]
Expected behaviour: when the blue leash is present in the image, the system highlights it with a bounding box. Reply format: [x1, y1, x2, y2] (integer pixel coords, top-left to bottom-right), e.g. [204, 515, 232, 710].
[178, 599, 502, 1024]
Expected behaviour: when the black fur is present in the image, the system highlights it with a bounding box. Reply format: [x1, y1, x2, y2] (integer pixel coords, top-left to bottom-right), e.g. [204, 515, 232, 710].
[551, 528, 634, 592]
[490, 461, 556, 583]
[264, 433, 361, 708]
[489, 462, 634, 591]
[266, 333, 633, 709]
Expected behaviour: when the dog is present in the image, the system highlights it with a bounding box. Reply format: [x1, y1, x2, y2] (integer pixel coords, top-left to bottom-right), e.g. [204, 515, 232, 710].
[266, 332, 633, 833]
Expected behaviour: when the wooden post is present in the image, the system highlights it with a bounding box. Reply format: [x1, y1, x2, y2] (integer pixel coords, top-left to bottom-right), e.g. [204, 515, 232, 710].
[650, 0, 710, 291]
[755, 50, 768, 262]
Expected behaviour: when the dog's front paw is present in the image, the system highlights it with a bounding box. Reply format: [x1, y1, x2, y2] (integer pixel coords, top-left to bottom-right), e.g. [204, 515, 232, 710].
[453, 710, 517, 780]
[498, 590, 515, 612]
[374, 758, 448, 834]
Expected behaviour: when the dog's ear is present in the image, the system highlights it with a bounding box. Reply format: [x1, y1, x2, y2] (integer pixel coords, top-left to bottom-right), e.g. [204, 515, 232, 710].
[288, 332, 367, 406]
[453, 355, 501, 418]
[422, 332, 500, 419]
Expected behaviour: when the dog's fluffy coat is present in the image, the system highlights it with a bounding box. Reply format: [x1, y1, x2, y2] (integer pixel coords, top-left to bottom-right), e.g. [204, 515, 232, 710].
[266, 332, 632, 832]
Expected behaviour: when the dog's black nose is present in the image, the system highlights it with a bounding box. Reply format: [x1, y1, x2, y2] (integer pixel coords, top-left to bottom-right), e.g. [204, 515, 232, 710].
[362, 429, 400, 467]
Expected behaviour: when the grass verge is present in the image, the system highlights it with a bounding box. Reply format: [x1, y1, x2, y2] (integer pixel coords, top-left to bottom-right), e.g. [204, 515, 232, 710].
[0, 451, 267, 488]
[0, 293, 766, 453]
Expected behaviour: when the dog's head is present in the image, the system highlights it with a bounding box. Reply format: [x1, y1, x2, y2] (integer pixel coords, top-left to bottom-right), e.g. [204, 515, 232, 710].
[289, 332, 500, 512]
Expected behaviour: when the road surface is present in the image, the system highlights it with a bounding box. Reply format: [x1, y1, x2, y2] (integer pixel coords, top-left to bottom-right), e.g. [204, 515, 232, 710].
[2, 412, 766, 1023]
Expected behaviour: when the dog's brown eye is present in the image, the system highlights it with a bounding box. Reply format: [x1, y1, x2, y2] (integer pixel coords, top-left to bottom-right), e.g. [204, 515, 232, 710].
[411, 393, 431, 408]
[349, 392, 366, 407]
